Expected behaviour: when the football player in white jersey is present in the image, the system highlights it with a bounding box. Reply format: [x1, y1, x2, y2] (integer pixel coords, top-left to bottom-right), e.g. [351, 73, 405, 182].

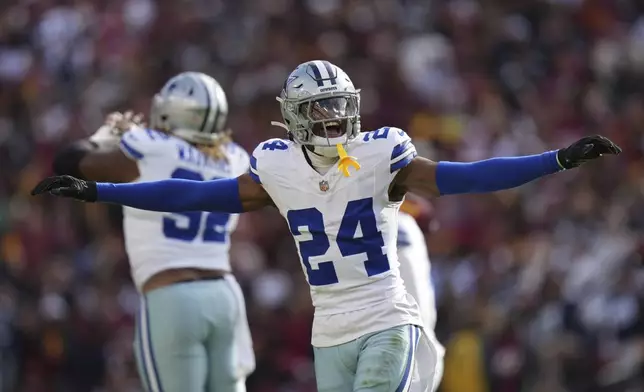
[397, 196, 444, 390]
[33, 61, 621, 392]
[48, 72, 255, 392]
[397, 195, 437, 331]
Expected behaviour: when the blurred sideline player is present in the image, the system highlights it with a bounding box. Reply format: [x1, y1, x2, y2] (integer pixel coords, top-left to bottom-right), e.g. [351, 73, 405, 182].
[397, 194, 437, 331]
[50, 72, 255, 392]
[397, 195, 444, 390]
[33, 61, 621, 392]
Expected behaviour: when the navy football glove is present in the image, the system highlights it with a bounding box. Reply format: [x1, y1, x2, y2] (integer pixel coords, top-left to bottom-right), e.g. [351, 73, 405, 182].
[556, 135, 621, 169]
[31, 175, 97, 202]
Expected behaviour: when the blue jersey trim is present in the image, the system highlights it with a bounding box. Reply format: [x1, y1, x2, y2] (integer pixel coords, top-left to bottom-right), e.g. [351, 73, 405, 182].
[390, 150, 417, 173]
[249, 156, 261, 184]
[120, 139, 144, 160]
[391, 139, 412, 161]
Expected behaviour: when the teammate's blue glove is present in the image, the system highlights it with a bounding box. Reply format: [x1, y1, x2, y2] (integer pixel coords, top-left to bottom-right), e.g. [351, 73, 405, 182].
[556, 135, 621, 169]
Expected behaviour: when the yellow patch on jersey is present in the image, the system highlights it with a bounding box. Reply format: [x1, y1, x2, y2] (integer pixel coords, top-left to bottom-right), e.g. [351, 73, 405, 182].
[336, 143, 360, 177]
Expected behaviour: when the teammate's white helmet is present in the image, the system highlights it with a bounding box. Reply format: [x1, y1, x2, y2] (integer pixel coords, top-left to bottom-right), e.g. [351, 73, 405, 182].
[150, 72, 228, 145]
[273, 60, 361, 158]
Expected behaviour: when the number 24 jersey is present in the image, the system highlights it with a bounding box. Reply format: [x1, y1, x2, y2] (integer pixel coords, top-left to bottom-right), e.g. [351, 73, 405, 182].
[250, 127, 425, 347]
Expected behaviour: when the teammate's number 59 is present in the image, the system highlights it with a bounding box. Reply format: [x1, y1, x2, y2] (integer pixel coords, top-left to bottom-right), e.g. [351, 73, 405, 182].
[163, 168, 230, 243]
[287, 198, 390, 286]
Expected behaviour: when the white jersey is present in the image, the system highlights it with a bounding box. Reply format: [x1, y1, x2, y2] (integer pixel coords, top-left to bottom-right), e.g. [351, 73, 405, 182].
[119, 127, 250, 290]
[397, 212, 437, 331]
[250, 127, 424, 347]
[398, 213, 445, 392]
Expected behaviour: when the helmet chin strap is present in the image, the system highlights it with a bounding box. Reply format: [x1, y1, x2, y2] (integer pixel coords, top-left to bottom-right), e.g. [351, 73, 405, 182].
[270, 121, 289, 131]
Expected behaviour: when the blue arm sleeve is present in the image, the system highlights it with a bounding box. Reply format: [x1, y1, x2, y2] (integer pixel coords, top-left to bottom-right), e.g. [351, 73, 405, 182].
[96, 178, 243, 213]
[436, 151, 562, 195]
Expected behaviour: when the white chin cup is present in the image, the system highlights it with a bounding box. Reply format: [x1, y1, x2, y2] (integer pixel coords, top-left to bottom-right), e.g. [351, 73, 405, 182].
[309, 135, 346, 157]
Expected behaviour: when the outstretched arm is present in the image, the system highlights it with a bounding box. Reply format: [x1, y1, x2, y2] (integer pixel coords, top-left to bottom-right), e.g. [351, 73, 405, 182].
[394, 135, 621, 198]
[31, 173, 273, 213]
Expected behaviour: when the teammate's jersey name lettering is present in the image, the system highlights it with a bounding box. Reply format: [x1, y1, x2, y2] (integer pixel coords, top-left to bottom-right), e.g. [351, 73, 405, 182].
[176, 144, 228, 171]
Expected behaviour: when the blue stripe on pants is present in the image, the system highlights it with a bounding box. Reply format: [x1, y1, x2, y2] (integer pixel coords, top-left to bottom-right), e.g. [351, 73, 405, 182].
[140, 297, 164, 392]
[395, 325, 420, 392]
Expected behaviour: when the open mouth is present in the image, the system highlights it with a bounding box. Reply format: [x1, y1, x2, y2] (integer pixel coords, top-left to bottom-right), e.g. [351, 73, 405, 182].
[323, 121, 343, 138]
[312, 120, 346, 138]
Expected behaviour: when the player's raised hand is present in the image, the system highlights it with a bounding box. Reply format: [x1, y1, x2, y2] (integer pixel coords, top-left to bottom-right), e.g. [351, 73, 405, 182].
[556, 135, 622, 169]
[31, 175, 97, 202]
[108, 110, 146, 135]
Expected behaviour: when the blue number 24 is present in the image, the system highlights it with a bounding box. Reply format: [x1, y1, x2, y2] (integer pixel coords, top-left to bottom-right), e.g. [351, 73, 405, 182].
[287, 198, 389, 286]
[163, 168, 231, 243]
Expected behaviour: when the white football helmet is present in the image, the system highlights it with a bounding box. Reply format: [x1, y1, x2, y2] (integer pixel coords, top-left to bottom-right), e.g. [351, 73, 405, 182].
[272, 60, 361, 157]
[150, 72, 228, 145]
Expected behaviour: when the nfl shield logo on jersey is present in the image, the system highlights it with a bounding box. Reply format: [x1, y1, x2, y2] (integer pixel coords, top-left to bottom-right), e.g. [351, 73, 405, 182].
[319, 180, 329, 192]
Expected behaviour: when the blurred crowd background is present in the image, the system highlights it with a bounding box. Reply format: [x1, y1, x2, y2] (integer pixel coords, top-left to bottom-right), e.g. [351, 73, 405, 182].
[1, 0, 644, 391]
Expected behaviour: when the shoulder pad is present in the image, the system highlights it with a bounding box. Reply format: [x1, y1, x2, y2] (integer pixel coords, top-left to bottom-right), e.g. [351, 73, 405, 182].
[249, 138, 293, 184]
[361, 127, 416, 173]
[119, 128, 173, 161]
